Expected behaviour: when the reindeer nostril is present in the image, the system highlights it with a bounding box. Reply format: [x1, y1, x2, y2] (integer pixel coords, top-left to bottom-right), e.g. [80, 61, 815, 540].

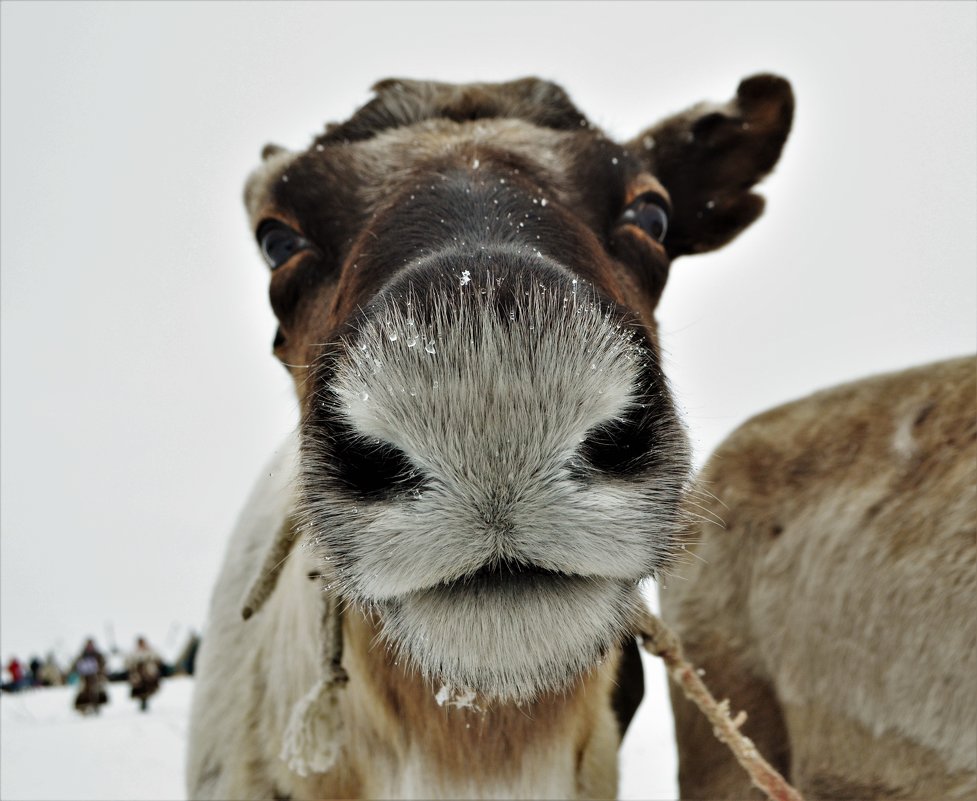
[578, 412, 656, 476]
[332, 429, 427, 500]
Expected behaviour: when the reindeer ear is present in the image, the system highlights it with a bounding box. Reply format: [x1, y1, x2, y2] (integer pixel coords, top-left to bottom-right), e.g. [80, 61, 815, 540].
[261, 143, 288, 161]
[627, 74, 794, 258]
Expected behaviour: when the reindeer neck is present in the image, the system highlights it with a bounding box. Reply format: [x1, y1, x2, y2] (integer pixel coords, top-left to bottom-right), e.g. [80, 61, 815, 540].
[338, 606, 620, 799]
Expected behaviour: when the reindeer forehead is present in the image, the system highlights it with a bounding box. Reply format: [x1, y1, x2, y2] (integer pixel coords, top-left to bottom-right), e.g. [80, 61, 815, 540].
[354, 118, 580, 198]
[245, 117, 596, 224]
[322, 76, 590, 141]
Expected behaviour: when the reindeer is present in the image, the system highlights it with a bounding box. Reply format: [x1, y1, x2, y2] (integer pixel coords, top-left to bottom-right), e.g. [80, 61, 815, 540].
[187, 75, 794, 800]
[662, 355, 977, 799]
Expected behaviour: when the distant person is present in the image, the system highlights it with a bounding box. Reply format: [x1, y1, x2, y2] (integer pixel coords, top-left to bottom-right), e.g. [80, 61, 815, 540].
[38, 653, 64, 687]
[125, 636, 163, 712]
[2, 657, 25, 692]
[184, 632, 199, 676]
[173, 630, 200, 676]
[71, 639, 108, 714]
[28, 656, 42, 687]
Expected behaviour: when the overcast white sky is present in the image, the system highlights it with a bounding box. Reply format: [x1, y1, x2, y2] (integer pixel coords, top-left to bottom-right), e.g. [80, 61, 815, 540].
[2, 1, 974, 665]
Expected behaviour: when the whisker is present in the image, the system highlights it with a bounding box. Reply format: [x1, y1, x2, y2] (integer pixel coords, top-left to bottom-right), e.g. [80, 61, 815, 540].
[682, 501, 726, 529]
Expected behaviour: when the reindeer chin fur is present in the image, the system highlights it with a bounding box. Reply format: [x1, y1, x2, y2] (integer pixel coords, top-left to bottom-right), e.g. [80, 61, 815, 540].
[377, 575, 641, 702]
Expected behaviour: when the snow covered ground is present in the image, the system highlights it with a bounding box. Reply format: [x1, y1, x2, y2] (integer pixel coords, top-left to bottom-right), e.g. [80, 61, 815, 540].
[1, 677, 192, 801]
[1, 658, 678, 800]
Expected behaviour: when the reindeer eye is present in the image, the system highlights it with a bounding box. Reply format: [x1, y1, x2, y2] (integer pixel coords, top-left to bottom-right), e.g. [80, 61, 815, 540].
[620, 194, 669, 243]
[257, 220, 311, 269]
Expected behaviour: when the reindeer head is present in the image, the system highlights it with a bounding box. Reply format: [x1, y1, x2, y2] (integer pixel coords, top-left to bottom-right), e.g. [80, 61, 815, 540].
[244, 76, 793, 701]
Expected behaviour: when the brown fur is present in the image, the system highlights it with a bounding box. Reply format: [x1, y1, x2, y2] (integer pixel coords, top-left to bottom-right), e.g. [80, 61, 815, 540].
[661, 356, 977, 799]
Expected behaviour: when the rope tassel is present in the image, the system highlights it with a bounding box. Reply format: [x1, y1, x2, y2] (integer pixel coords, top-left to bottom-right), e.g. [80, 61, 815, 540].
[280, 587, 347, 777]
[238, 516, 349, 778]
[280, 655, 348, 777]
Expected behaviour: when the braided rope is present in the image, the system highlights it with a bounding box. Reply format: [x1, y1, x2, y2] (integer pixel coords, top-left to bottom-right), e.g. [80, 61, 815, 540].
[635, 607, 806, 801]
[240, 517, 299, 621]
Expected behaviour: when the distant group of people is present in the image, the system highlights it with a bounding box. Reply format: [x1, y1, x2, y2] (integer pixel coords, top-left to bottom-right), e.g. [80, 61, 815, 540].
[70, 636, 163, 714]
[3, 632, 200, 716]
[2, 653, 64, 692]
